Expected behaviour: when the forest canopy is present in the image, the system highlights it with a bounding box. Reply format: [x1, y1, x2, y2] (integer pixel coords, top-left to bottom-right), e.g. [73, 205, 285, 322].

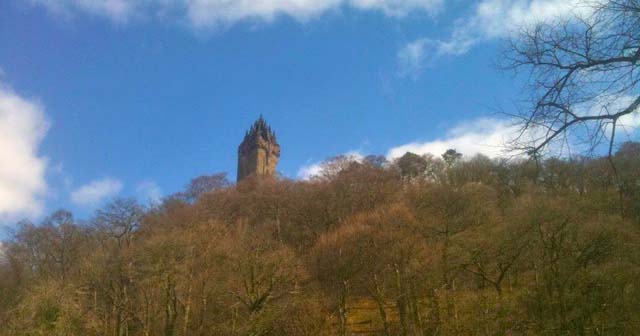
[1, 144, 639, 336]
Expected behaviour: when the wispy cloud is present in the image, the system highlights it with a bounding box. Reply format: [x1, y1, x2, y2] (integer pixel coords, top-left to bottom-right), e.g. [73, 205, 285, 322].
[397, 38, 433, 78]
[389, 108, 639, 161]
[136, 180, 162, 205]
[297, 162, 324, 180]
[70, 178, 123, 207]
[30, 0, 134, 22]
[387, 118, 518, 160]
[581, 95, 640, 129]
[551, 94, 640, 152]
[295, 123, 520, 179]
[28, 0, 443, 28]
[0, 81, 49, 221]
[401, 0, 593, 76]
[0, 242, 5, 264]
[297, 150, 364, 180]
[619, 112, 640, 130]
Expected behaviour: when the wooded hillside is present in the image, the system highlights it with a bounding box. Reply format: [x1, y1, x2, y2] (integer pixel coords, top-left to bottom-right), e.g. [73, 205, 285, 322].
[1, 145, 640, 335]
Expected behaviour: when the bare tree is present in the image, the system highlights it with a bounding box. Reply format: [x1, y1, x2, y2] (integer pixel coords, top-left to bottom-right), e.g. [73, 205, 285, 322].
[95, 198, 143, 249]
[178, 173, 230, 203]
[506, 0, 640, 158]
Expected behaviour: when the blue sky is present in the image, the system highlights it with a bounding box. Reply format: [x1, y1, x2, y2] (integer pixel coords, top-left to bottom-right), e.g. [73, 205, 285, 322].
[2, 0, 631, 227]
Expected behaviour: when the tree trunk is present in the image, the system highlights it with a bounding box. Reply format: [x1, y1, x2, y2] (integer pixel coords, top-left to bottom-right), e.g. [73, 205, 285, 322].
[164, 274, 177, 336]
[395, 266, 408, 336]
[182, 248, 195, 336]
[409, 280, 424, 335]
[338, 280, 349, 336]
[373, 275, 390, 336]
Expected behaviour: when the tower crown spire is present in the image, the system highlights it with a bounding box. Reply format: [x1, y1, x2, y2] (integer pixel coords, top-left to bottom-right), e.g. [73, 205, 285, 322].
[243, 114, 277, 144]
[237, 116, 280, 182]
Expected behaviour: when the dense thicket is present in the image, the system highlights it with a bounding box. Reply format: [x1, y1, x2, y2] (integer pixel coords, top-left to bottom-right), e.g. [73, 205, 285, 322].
[1, 143, 640, 336]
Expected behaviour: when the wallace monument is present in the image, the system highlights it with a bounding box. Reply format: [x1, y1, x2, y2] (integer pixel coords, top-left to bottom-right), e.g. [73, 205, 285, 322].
[237, 116, 280, 181]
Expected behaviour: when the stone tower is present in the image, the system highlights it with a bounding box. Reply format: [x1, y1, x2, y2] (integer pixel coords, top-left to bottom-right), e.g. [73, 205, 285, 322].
[237, 116, 280, 182]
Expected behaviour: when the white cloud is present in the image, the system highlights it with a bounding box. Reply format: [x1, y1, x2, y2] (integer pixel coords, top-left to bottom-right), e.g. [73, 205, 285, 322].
[136, 180, 162, 204]
[387, 107, 639, 161]
[343, 150, 364, 161]
[350, 0, 442, 16]
[387, 118, 519, 160]
[0, 242, 5, 264]
[297, 150, 364, 180]
[570, 94, 640, 148]
[299, 109, 638, 179]
[70, 178, 123, 206]
[402, 0, 593, 74]
[187, 0, 342, 27]
[297, 122, 522, 179]
[581, 95, 640, 127]
[397, 38, 432, 78]
[28, 0, 443, 28]
[297, 162, 324, 180]
[0, 82, 49, 221]
[619, 112, 640, 129]
[30, 0, 135, 22]
[448, 0, 590, 53]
